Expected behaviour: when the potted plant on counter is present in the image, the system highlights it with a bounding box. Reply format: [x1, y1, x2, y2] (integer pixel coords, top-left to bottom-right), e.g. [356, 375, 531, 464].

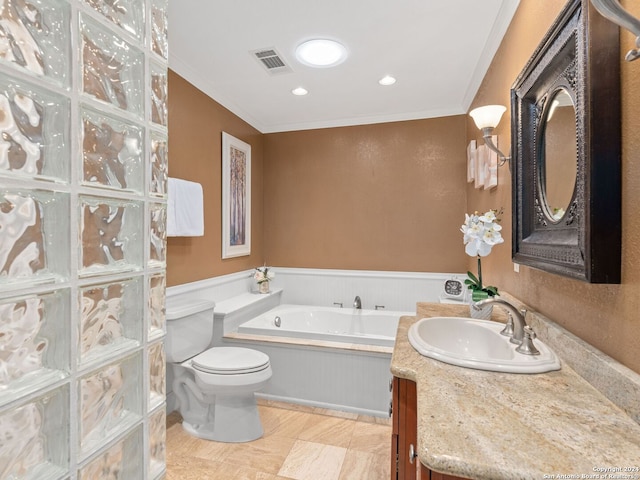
[460, 209, 504, 318]
[254, 266, 275, 294]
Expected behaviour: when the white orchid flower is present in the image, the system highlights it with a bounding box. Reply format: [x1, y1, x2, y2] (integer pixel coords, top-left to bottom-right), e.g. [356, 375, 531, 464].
[461, 208, 504, 258]
[482, 227, 504, 247]
[479, 210, 498, 223]
[465, 237, 493, 257]
[462, 208, 503, 298]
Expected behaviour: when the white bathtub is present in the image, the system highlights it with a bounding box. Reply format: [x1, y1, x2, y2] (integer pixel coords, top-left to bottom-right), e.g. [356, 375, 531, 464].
[225, 303, 413, 417]
[167, 268, 463, 417]
[237, 304, 410, 347]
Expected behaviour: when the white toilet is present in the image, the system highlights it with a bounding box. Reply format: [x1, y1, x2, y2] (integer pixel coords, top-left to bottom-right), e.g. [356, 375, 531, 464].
[165, 298, 272, 442]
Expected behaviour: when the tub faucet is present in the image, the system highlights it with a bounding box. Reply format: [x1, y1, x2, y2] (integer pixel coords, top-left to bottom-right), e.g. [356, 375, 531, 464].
[472, 297, 533, 350]
[353, 296, 362, 309]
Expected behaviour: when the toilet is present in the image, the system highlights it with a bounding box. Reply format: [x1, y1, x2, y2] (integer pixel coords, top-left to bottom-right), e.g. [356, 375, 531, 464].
[165, 298, 272, 442]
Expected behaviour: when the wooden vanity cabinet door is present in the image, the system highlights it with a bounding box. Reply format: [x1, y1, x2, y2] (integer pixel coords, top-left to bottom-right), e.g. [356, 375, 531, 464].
[392, 376, 468, 480]
[391, 377, 418, 480]
[392, 377, 400, 479]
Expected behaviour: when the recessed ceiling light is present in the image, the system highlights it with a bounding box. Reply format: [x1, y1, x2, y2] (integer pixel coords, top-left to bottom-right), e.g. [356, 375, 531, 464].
[292, 87, 308, 96]
[295, 39, 348, 68]
[379, 75, 397, 86]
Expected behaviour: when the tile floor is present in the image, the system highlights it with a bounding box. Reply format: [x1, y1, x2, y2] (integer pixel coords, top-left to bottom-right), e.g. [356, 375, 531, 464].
[166, 401, 391, 480]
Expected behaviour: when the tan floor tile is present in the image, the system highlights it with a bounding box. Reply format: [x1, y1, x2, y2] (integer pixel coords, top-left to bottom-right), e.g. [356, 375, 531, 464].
[259, 405, 314, 439]
[167, 453, 284, 480]
[165, 418, 236, 462]
[356, 414, 392, 426]
[166, 455, 221, 480]
[167, 404, 391, 480]
[223, 434, 297, 474]
[278, 440, 347, 480]
[189, 436, 237, 462]
[310, 407, 358, 420]
[349, 422, 392, 456]
[166, 425, 205, 457]
[338, 449, 390, 480]
[298, 415, 357, 448]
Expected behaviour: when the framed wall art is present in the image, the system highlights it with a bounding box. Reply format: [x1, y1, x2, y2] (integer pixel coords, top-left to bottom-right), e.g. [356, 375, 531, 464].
[483, 135, 498, 190]
[467, 140, 476, 183]
[474, 144, 486, 189]
[221, 132, 251, 258]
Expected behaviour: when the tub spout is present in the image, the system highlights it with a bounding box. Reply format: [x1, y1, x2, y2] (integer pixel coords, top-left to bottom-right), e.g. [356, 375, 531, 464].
[354, 296, 362, 309]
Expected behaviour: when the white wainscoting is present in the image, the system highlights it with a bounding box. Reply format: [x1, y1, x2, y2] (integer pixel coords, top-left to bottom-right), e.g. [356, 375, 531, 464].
[269, 268, 468, 312]
[166, 270, 256, 304]
[226, 338, 393, 417]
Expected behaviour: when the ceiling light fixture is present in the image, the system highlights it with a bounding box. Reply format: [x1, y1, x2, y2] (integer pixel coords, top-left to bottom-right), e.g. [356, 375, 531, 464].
[379, 75, 396, 86]
[295, 39, 348, 68]
[291, 87, 308, 96]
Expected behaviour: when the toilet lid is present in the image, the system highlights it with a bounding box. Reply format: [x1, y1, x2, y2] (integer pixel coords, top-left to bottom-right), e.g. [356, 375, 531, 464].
[191, 347, 270, 375]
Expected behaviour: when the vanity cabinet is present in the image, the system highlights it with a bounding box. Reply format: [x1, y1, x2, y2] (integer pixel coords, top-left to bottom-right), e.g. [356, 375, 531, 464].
[391, 377, 467, 480]
[391, 377, 418, 480]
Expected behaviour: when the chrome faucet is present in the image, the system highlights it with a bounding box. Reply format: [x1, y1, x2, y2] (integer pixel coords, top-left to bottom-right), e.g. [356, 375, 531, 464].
[473, 298, 539, 355]
[353, 296, 362, 309]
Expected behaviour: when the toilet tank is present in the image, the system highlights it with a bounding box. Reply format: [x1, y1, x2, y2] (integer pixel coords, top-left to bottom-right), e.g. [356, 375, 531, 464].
[165, 298, 216, 363]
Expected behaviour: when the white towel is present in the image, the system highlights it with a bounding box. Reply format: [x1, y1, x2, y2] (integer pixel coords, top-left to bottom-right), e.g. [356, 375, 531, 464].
[167, 177, 204, 237]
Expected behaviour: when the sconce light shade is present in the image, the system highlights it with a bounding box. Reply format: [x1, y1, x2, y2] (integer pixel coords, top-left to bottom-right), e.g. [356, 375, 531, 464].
[469, 105, 511, 168]
[469, 105, 507, 130]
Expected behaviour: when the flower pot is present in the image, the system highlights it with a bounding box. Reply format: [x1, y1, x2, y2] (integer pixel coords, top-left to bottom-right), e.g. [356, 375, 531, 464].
[258, 281, 270, 294]
[470, 302, 493, 320]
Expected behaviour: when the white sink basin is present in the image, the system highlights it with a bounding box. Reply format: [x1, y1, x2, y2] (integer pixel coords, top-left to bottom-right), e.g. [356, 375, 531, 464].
[408, 316, 561, 374]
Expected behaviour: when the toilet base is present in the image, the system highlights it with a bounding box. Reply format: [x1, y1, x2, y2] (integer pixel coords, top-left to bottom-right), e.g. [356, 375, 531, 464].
[181, 392, 264, 443]
[170, 353, 271, 443]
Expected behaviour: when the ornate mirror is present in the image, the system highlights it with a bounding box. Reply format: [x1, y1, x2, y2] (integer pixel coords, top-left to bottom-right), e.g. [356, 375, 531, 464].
[511, 0, 621, 283]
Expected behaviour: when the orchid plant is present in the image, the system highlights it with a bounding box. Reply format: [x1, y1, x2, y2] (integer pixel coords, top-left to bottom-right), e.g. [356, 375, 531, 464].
[254, 266, 275, 284]
[460, 209, 504, 301]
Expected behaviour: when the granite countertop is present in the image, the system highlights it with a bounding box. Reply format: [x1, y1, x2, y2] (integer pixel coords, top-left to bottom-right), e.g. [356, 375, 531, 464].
[391, 302, 640, 480]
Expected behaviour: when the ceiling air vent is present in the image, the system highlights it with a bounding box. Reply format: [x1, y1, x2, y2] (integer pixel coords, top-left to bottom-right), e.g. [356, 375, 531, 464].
[251, 47, 292, 75]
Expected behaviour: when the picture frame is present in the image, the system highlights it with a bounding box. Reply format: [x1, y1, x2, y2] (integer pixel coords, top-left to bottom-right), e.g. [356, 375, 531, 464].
[474, 144, 486, 189]
[466, 140, 476, 183]
[483, 135, 498, 190]
[221, 132, 251, 258]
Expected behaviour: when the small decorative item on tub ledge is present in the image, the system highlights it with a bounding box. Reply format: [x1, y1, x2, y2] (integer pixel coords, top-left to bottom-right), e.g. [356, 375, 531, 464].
[461, 209, 504, 319]
[254, 266, 275, 294]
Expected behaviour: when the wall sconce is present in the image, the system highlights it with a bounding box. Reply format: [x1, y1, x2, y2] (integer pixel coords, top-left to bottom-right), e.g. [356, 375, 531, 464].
[469, 105, 511, 168]
[590, 0, 640, 61]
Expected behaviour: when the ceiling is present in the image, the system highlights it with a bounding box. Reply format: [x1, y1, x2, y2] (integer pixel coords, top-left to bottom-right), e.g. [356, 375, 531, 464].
[168, 0, 520, 134]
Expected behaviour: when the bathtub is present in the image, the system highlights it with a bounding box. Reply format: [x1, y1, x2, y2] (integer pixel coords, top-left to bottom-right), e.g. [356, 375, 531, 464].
[236, 304, 409, 347]
[167, 268, 464, 417]
[224, 303, 414, 417]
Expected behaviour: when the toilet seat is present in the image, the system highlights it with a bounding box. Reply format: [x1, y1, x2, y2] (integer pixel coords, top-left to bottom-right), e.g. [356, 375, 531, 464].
[191, 347, 270, 375]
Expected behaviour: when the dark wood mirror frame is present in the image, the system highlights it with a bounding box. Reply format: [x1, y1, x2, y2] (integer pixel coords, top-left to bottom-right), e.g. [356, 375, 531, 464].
[510, 0, 621, 283]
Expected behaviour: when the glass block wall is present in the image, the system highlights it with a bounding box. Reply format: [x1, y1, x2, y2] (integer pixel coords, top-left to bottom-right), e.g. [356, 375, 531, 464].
[0, 1, 168, 478]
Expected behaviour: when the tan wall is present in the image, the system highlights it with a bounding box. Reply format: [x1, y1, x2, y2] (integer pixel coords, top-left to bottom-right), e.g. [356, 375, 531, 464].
[166, 71, 264, 286]
[467, 0, 640, 374]
[263, 118, 469, 272]
[167, 71, 468, 279]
